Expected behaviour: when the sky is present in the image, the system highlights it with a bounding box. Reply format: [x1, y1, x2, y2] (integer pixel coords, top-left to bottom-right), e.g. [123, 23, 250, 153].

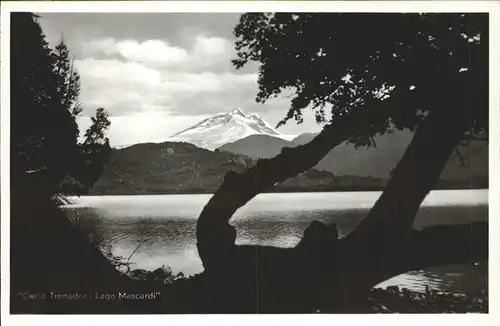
[37, 13, 323, 146]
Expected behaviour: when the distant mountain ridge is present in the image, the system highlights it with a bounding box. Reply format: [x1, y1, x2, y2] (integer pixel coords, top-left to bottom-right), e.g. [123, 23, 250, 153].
[91, 141, 384, 195]
[91, 138, 487, 196]
[218, 134, 293, 159]
[218, 131, 488, 183]
[151, 108, 296, 150]
[98, 109, 487, 194]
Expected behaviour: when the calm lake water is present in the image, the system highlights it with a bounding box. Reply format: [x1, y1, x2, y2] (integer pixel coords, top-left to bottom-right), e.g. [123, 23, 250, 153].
[62, 189, 488, 293]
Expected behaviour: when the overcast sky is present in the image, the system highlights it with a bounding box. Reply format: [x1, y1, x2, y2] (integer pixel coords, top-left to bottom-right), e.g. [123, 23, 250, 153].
[37, 13, 323, 146]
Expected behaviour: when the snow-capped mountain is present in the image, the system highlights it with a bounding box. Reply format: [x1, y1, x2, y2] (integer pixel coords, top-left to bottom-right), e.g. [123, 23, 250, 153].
[159, 108, 295, 150]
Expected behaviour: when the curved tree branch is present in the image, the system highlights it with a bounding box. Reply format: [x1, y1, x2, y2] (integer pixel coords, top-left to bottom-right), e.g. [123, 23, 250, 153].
[332, 102, 473, 306]
[196, 111, 362, 270]
[348, 104, 471, 246]
[195, 52, 483, 313]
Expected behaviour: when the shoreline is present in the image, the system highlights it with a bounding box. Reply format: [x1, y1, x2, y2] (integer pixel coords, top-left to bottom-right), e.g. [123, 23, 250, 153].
[71, 187, 488, 197]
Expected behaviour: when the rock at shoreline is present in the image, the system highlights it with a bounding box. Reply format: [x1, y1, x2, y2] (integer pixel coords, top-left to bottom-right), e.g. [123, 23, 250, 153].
[151, 265, 173, 280]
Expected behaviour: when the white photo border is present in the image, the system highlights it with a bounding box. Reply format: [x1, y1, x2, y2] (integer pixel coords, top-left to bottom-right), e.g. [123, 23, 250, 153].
[1, 1, 499, 326]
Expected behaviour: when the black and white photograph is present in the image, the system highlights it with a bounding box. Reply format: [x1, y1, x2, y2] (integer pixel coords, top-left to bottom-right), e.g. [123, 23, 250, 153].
[2, 0, 498, 322]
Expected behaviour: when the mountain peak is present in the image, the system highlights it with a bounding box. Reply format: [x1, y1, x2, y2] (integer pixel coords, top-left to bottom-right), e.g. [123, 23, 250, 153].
[231, 108, 247, 117]
[160, 108, 295, 150]
[248, 113, 261, 120]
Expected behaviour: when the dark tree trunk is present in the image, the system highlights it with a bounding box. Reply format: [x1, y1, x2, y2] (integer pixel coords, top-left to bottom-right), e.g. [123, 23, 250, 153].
[196, 112, 361, 271]
[334, 102, 474, 307]
[195, 86, 485, 312]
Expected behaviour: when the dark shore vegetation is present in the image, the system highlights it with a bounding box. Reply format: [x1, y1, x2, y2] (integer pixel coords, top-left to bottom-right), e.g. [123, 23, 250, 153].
[11, 12, 488, 314]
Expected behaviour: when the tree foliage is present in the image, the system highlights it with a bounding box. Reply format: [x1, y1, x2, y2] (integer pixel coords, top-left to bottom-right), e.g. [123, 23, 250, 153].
[83, 108, 112, 146]
[194, 13, 488, 312]
[233, 13, 488, 147]
[11, 13, 111, 195]
[52, 36, 83, 117]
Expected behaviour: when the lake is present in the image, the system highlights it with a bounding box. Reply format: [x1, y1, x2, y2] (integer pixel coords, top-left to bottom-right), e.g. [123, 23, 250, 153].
[62, 189, 488, 294]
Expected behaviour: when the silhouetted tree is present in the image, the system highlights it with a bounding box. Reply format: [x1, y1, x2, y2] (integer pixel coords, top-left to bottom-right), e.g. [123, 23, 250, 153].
[74, 108, 112, 191]
[195, 13, 488, 312]
[51, 36, 83, 116]
[11, 12, 56, 177]
[83, 108, 111, 146]
[11, 12, 111, 195]
[232, 13, 487, 141]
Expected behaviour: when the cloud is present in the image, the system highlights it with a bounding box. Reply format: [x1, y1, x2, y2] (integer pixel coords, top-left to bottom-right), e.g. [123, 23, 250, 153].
[74, 35, 324, 138]
[74, 34, 262, 117]
[75, 56, 259, 116]
[77, 112, 212, 146]
[81, 36, 235, 71]
[83, 38, 189, 66]
[38, 13, 241, 50]
[76, 58, 162, 85]
[39, 13, 322, 145]
[193, 35, 233, 57]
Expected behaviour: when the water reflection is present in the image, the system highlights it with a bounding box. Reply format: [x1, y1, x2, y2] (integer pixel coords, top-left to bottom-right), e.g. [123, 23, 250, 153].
[63, 190, 488, 293]
[378, 263, 488, 293]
